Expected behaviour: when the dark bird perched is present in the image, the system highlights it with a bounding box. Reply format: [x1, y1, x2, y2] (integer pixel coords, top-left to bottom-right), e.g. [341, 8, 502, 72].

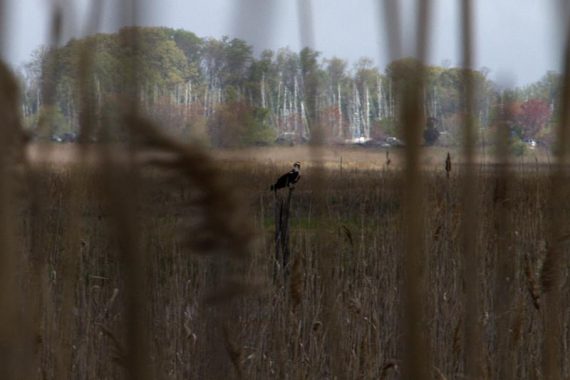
[270, 162, 301, 191]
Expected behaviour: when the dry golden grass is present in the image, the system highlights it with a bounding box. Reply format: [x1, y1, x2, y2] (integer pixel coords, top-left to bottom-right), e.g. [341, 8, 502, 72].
[26, 143, 555, 171]
[12, 157, 570, 379]
[3, 0, 570, 378]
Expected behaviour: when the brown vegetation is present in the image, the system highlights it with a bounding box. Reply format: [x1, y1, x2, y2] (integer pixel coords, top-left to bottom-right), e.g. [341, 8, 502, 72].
[7, 158, 570, 379]
[4, 1, 570, 378]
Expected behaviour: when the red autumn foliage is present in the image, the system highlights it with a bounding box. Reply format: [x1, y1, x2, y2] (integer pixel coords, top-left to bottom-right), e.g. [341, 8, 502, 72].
[516, 99, 551, 139]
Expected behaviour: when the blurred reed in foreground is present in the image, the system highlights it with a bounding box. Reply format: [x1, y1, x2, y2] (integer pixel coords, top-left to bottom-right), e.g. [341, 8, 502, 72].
[0, 0, 569, 379]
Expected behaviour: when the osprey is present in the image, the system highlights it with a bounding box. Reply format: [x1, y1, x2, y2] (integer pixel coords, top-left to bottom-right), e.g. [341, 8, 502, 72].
[270, 162, 301, 191]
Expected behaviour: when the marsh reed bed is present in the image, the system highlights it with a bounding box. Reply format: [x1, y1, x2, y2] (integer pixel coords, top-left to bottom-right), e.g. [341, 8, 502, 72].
[2, 0, 570, 378]
[6, 162, 566, 379]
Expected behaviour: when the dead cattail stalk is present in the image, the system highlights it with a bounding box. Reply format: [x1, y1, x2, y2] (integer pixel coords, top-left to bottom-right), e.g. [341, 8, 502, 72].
[289, 255, 303, 312]
[524, 254, 541, 310]
[100, 325, 128, 368]
[452, 316, 462, 361]
[341, 224, 354, 248]
[540, 240, 559, 293]
[379, 361, 398, 380]
[222, 325, 244, 379]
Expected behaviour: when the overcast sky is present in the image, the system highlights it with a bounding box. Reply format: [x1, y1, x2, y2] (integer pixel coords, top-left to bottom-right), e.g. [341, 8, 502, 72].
[1, 0, 567, 86]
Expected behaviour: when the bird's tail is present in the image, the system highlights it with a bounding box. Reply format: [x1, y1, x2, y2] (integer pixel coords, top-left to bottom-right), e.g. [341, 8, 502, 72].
[270, 184, 274, 191]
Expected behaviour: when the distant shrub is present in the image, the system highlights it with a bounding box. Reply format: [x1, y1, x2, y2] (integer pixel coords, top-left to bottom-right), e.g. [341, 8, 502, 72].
[208, 102, 275, 147]
[32, 106, 72, 138]
[379, 117, 398, 137]
[510, 137, 527, 156]
[423, 116, 440, 145]
[242, 107, 276, 146]
[423, 126, 440, 145]
[186, 116, 211, 147]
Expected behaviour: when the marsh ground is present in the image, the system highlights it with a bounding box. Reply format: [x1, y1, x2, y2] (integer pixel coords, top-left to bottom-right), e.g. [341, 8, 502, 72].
[16, 145, 570, 379]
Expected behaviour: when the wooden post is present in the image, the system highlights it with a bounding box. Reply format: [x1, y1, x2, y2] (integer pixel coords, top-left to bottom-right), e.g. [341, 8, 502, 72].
[445, 152, 452, 179]
[273, 187, 294, 280]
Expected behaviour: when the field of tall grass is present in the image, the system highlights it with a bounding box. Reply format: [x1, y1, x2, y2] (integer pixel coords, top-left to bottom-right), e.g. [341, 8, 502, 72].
[10, 148, 569, 379]
[3, 0, 570, 377]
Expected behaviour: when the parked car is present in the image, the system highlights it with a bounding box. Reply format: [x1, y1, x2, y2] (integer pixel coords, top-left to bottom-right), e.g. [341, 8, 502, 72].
[385, 136, 405, 147]
[50, 132, 77, 143]
[524, 138, 537, 149]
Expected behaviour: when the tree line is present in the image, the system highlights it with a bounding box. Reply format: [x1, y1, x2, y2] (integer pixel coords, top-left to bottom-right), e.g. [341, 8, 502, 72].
[17, 26, 561, 150]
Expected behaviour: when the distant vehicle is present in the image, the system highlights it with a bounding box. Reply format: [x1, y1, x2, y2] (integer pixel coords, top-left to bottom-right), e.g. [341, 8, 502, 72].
[61, 132, 77, 142]
[50, 132, 77, 143]
[275, 132, 308, 146]
[524, 138, 537, 149]
[356, 139, 390, 148]
[385, 136, 405, 147]
[344, 136, 371, 145]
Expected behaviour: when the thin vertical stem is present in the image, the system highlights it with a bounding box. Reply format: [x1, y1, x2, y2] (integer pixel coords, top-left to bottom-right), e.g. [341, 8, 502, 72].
[541, 8, 570, 379]
[380, 0, 402, 59]
[400, 1, 432, 379]
[297, 1, 341, 377]
[492, 91, 514, 380]
[0, 61, 23, 380]
[105, 1, 150, 379]
[460, 0, 484, 378]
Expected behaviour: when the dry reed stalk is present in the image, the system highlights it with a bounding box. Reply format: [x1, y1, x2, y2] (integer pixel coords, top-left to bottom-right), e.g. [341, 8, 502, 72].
[307, 119, 345, 376]
[541, 6, 570, 379]
[524, 254, 541, 310]
[96, 13, 152, 380]
[100, 325, 128, 367]
[289, 253, 303, 312]
[452, 316, 462, 362]
[297, 1, 345, 377]
[540, 241, 560, 293]
[133, 118, 253, 259]
[24, 8, 66, 374]
[53, 172, 82, 379]
[222, 324, 244, 379]
[0, 7, 15, 378]
[0, 0, 4, 59]
[26, 176, 49, 376]
[494, 88, 517, 379]
[9, 1, 570, 378]
[379, 361, 398, 380]
[510, 296, 525, 350]
[0, 58, 29, 379]
[52, 4, 104, 376]
[131, 116, 254, 378]
[380, 0, 402, 60]
[100, 143, 151, 380]
[491, 90, 516, 379]
[395, 1, 432, 378]
[25, 19, 66, 373]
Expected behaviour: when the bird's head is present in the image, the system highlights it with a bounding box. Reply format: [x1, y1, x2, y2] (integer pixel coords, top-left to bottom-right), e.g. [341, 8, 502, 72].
[293, 161, 301, 170]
